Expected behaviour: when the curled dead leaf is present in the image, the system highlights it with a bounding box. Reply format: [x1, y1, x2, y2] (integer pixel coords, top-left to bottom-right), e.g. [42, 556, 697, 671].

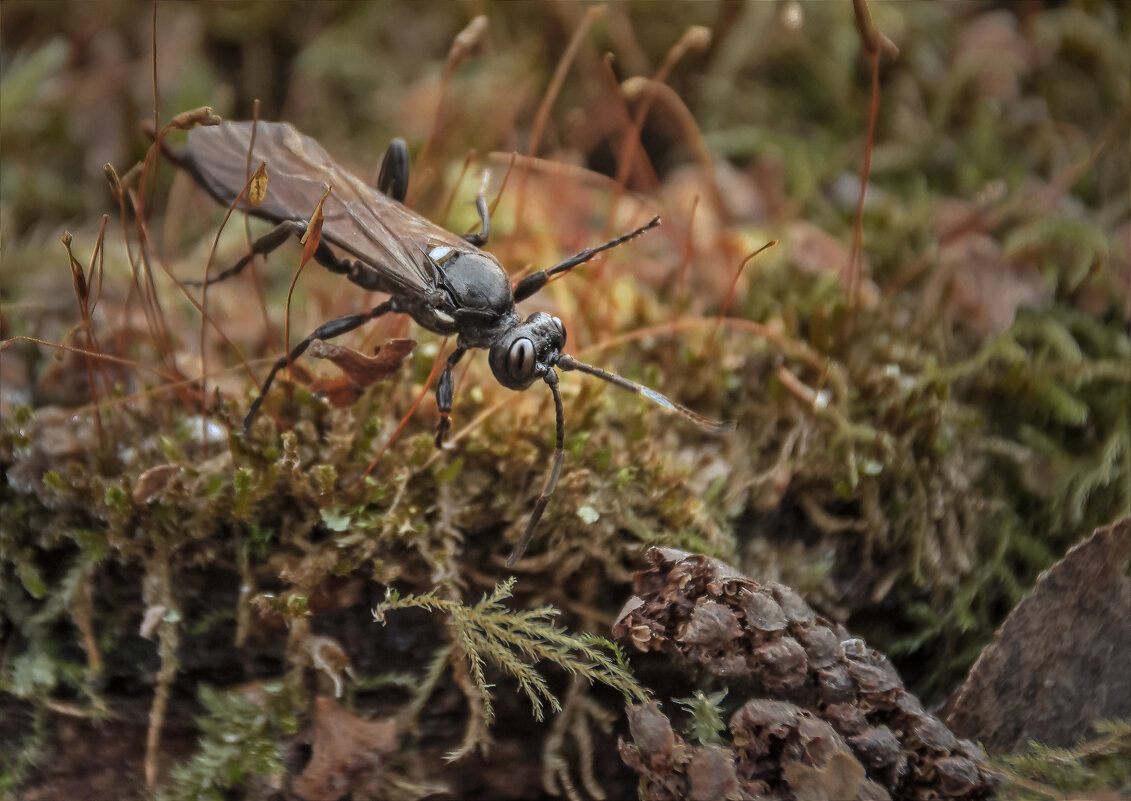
[132, 464, 181, 504]
[139, 605, 167, 639]
[302, 634, 354, 698]
[307, 338, 416, 407]
[293, 696, 397, 801]
[686, 744, 739, 801]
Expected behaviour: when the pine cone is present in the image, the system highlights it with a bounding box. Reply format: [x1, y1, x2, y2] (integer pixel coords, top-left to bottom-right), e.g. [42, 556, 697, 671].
[613, 547, 998, 800]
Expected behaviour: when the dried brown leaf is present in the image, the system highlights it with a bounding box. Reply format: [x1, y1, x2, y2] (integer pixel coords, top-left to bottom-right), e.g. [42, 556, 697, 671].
[132, 464, 181, 504]
[625, 701, 675, 772]
[293, 696, 398, 801]
[307, 338, 416, 407]
[945, 516, 1131, 751]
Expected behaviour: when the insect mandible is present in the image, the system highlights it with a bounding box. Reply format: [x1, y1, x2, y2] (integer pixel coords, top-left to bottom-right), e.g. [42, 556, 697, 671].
[160, 117, 735, 565]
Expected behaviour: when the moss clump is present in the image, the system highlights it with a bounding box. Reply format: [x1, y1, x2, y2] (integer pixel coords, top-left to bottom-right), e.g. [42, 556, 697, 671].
[722, 257, 1131, 695]
[157, 683, 298, 801]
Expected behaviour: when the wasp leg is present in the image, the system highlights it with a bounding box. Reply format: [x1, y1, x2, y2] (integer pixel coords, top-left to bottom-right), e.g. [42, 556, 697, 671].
[506, 368, 565, 567]
[186, 222, 389, 295]
[513, 216, 661, 301]
[312, 247, 396, 293]
[377, 138, 410, 203]
[243, 299, 396, 434]
[463, 192, 490, 247]
[183, 220, 305, 287]
[434, 346, 467, 448]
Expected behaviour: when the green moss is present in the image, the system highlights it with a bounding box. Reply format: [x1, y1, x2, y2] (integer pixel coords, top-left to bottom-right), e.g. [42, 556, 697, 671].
[231, 466, 255, 518]
[994, 719, 1131, 800]
[157, 683, 298, 801]
[319, 506, 353, 533]
[674, 689, 729, 747]
[42, 471, 67, 494]
[15, 551, 46, 599]
[103, 483, 129, 514]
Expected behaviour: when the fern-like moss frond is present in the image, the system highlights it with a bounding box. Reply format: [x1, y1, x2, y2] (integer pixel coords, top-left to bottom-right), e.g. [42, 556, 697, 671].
[993, 718, 1131, 800]
[375, 578, 649, 724]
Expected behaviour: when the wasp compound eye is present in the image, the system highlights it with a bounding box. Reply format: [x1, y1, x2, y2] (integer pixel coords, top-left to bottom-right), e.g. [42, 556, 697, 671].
[508, 337, 536, 382]
[552, 315, 566, 347]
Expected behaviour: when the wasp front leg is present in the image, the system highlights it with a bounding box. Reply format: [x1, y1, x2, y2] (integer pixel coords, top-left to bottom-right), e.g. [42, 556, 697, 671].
[435, 347, 466, 448]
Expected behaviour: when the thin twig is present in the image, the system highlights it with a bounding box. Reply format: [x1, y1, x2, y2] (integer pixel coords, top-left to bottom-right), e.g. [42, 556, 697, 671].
[710, 240, 776, 347]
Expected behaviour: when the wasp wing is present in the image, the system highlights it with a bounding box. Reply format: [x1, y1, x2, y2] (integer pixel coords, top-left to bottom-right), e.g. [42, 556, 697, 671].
[184, 121, 471, 301]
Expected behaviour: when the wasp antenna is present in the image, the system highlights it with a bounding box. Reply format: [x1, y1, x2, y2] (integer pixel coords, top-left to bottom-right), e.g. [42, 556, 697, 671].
[513, 216, 662, 302]
[545, 215, 660, 280]
[557, 353, 736, 434]
[506, 369, 566, 567]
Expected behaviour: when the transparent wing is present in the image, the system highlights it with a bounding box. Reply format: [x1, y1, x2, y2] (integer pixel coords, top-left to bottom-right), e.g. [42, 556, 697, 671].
[185, 121, 471, 300]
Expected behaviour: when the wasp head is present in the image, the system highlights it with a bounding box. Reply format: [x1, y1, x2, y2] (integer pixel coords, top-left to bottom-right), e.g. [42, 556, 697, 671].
[488, 311, 566, 390]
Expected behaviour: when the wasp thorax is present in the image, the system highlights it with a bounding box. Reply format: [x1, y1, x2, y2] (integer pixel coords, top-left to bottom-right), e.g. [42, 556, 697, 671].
[489, 312, 566, 389]
[430, 249, 513, 316]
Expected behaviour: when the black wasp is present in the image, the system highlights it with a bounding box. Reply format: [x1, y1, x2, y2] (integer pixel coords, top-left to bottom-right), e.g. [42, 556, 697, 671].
[165, 118, 735, 565]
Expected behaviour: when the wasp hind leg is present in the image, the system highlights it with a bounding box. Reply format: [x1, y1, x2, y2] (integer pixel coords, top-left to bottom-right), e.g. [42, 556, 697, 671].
[377, 138, 410, 203]
[242, 299, 396, 434]
[183, 220, 305, 287]
[463, 191, 490, 247]
[186, 222, 387, 294]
